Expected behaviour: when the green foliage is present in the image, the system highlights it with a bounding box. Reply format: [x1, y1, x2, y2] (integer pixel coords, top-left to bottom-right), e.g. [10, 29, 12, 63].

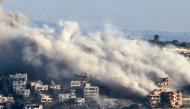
[0, 76, 9, 94]
[154, 34, 159, 42]
[11, 98, 23, 109]
[172, 40, 179, 45]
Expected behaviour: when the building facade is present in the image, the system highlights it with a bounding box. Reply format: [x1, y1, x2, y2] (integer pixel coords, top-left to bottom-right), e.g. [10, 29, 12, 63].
[49, 80, 61, 90]
[39, 94, 52, 103]
[12, 73, 30, 97]
[84, 83, 99, 100]
[24, 104, 43, 109]
[75, 98, 85, 105]
[59, 90, 76, 102]
[0, 95, 14, 103]
[149, 89, 182, 108]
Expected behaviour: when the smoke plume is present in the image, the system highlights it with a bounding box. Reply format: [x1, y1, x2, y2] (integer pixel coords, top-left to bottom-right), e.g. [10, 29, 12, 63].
[0, 4, 190, 96]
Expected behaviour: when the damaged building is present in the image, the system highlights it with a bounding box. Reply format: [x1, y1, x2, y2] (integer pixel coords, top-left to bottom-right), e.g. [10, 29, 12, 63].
[149, 89, 182, 108]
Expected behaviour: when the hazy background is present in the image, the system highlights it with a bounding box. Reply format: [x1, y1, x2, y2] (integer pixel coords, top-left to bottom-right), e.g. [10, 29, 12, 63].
[2, 0, 190, 32]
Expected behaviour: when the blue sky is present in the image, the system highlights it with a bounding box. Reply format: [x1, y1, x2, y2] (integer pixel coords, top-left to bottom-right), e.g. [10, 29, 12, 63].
[2, 0, 190, 32]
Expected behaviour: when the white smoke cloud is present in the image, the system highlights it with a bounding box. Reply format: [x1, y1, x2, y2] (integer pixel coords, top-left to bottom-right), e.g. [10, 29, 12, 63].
[0, 4, 190, 96]
[0, 0, 6, 3]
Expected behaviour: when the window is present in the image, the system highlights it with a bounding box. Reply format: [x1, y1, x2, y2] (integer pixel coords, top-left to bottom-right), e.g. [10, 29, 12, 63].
[36, 87, 42, 89]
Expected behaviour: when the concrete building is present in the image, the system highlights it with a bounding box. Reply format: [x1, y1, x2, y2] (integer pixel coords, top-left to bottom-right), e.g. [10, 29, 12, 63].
[31, 80, 48, 91]
[149, 89, 182, 108]
[39, 94, 52, 103]
[34, 85, 48, 91]
[12, 73, 30, 97]
[24, 104, 43, 109]
[71, 80, 81, 87]
[163, 91, 182, 108]
[84, 83, 99, 100]
[16, 89, 30, 97]
[149, 89, 166, 106]
[59, 90, 76, 102]
[158, 77, 171, 86]
[49, 80, 61, 90]
[75, 98, 85, 105]
[12, 73, 27, 91]
[0, 95, 14, 103]
[31, 80, 43, 86]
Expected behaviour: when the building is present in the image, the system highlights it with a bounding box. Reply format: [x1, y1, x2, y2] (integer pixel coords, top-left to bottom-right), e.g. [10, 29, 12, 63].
[163, 91, 182, 108]
[31, 80, 48, 91]
[71, 81, 81, 87]
[149, 89, 182, 108]
[39, 94, 52, 103]
[16, 89, 30, 97]
[149, 89, 166, 106]
[158, 77, 171, 86]
[84, 83, 99, 100]
[24, 104, 43, 109]
[34, 85, 48, 91]
[31, 80, 43, 86]
[75, 98, 85, 105]
[12, 73, 30, 97]
[49, 80, 61, 90]
[0, 95, 14, 103]
[59, 90, 76, 102]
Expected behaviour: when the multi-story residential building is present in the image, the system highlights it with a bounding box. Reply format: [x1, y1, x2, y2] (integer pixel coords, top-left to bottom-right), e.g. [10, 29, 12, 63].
[158, 77, 171, 86]
[59, 90, 76, 102]
[39, 94, 52, 103]
[163, 91, 182, 108]
[149, 89, 166, 106]
[49, 80, 61, 90]
[0, 95, 14, 103]
[149, 89, 182, 108]
[75, 98, 85, 105]
[12, 73, 30, 97]
[84, 83, 99, 100]
[16, 89, 30, 97]
[12, 73, 27, 91]
[24, 104, 43, 109]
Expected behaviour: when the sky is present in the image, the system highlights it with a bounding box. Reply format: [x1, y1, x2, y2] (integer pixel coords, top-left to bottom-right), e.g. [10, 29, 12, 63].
[2, 0, 190, 32]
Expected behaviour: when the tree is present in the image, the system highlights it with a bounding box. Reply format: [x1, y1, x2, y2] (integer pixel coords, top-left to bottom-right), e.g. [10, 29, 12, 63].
[154, 34, 159, 42]
[0, 76, 8, 94]
[172, 40, 179, 45]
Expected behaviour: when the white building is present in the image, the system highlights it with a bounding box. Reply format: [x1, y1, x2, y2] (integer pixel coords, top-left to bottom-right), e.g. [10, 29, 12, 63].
[16, 89, 30, 97]
[34, 85, 48, 91]
[39, 94, 52, 103]
[59, 90, 76, 102]
[24, 104, 43, 109]
[84, 83, 99, 100]
[49, 80, 61, 90]
[31, 80, 43, 86]
[31, 80, 48, 91]
[71, 80, 81, 87]
[12, 73, 27, 91]
[12, 73, 30, 97]
[75, 98, 85, 105]
[0, 95, 14, 103]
